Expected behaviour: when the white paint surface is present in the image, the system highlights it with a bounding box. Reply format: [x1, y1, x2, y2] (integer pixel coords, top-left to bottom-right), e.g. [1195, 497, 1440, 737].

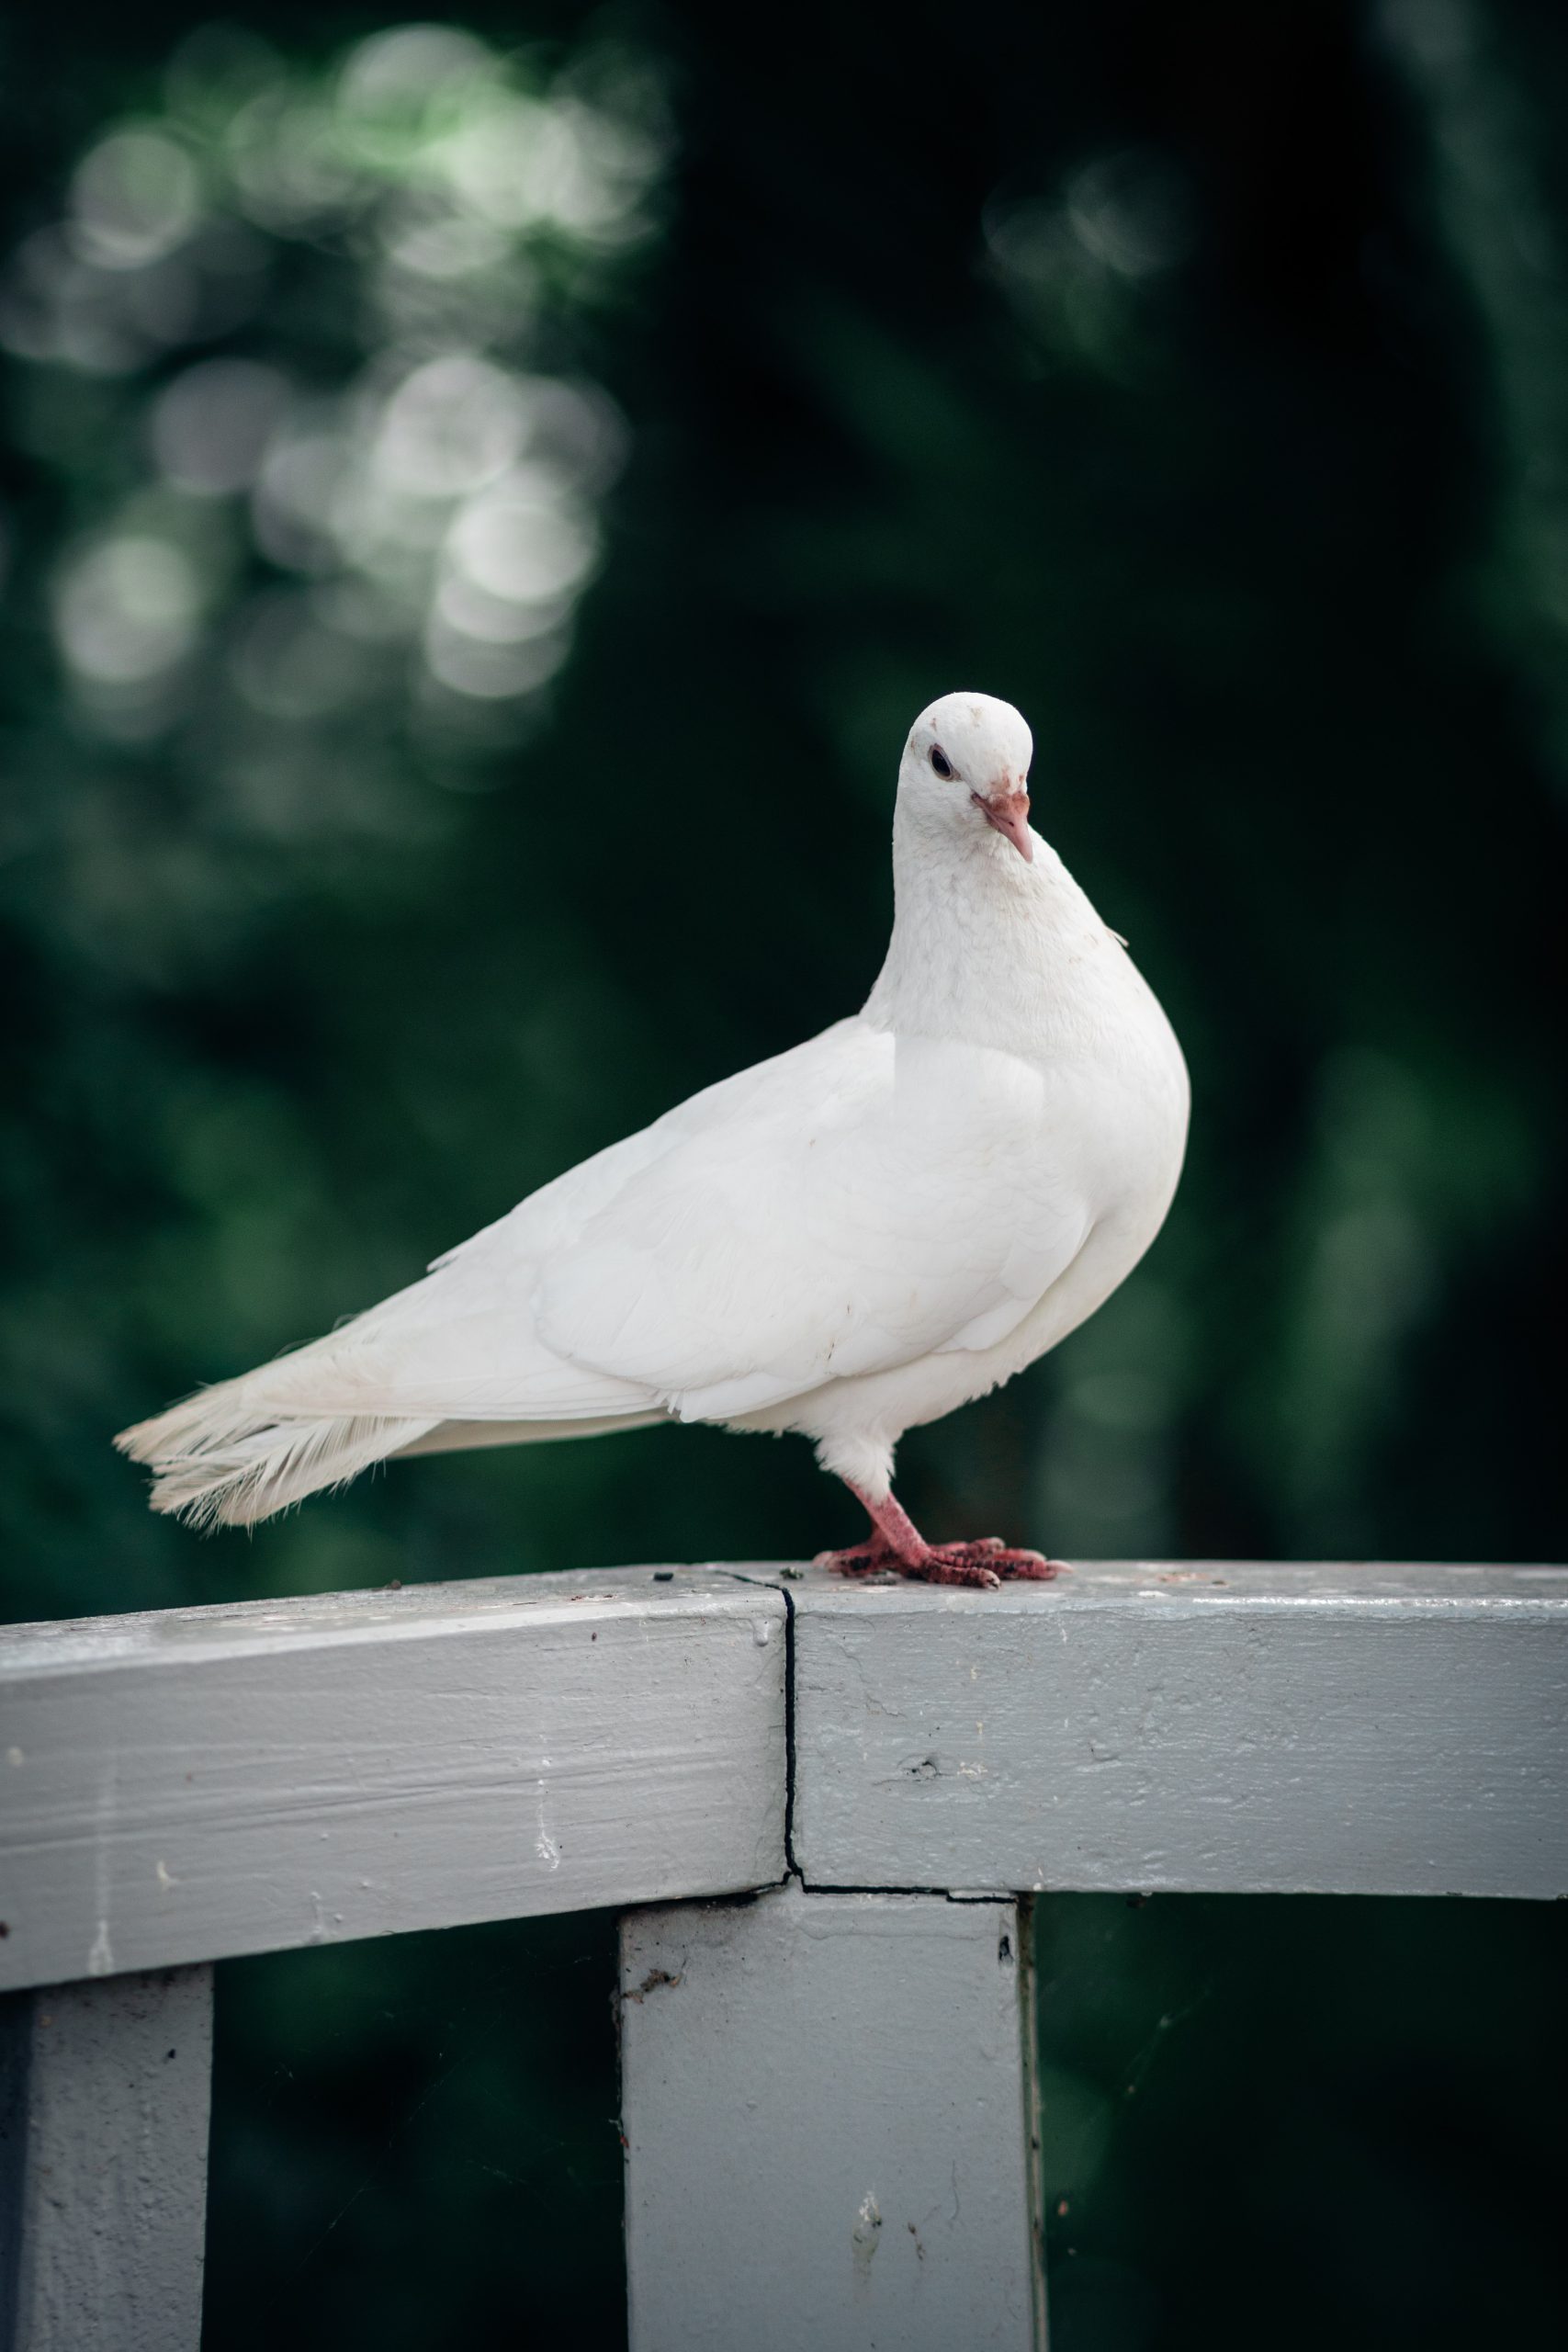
[0, 1568, 787, 1995]
[620, 1882, 1041, 2351]
[789, 1561, 1568, 1896]
[0, 1964, 211, 2351]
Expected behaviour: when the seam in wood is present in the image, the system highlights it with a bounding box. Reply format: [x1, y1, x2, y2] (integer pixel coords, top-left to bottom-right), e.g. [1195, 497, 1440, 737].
[716, 1566, 801, 1883]
[780, 1579, 799, 1878]
[719, 1566, 1050, 1905]
[795, 1883, 1019, 1903]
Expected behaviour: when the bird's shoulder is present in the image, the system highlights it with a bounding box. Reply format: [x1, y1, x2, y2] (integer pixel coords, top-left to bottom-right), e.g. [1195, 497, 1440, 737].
[424, 1016, 887, 1283]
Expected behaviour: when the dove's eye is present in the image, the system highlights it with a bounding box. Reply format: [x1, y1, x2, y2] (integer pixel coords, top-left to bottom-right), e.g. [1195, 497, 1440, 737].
[929, 746, 954, 779]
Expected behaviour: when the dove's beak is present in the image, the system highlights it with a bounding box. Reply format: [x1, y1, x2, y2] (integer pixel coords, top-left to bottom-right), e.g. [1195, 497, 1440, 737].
[974, 787, 1033, 863]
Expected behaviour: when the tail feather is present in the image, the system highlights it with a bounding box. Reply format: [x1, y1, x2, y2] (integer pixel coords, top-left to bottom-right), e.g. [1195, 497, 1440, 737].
[117, 1390, 438, 1529]
[115, 1253, 664, 1529]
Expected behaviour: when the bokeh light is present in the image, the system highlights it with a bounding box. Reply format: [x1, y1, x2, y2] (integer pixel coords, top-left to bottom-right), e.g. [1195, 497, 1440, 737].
[2, 21, 667, 754]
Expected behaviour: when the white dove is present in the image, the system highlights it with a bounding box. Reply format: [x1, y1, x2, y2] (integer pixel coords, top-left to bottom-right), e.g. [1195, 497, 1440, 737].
[118, 692, 1189, 1588]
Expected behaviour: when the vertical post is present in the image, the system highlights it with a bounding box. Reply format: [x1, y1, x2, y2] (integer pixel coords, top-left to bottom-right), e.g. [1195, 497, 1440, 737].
[619, 1880, 1043, 2351]
[0, 1965, 212, 2352]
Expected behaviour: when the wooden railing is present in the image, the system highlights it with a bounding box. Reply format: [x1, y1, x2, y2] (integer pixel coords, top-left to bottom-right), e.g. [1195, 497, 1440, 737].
[2, 1561, 1565, 2350]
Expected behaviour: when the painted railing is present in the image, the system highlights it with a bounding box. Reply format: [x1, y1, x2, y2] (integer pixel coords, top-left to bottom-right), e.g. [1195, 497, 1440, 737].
[2, 1561, 1564, 2350]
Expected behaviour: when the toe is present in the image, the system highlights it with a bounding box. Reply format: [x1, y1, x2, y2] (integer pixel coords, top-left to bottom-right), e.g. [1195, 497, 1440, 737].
[993, 1550, 1066, 1581]
[817, 1544, 897, 1577]
[916, 1548, 1004, 1589]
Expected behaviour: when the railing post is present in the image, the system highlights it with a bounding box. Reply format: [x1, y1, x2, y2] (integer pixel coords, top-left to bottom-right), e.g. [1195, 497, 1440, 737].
[619, 1880, 1043, 2351]
[0, 1965, 212, 2352]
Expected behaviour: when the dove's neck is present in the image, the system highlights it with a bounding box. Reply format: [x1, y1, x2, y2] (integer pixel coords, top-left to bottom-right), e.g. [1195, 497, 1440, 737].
[863, 810, 1137, 1061]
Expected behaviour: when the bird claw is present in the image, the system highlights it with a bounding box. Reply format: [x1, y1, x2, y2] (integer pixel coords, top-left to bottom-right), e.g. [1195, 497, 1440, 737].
[817, 1540, 1066, 1589]
[917, 1543, 1065, 1587]
[814, 1544, 903, 1579]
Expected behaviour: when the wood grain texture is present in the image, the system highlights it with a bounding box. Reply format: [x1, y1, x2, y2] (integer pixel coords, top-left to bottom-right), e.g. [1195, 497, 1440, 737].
[789, 1562, 1568, 1897]
[620, 1883, 1041, 2352]
[0, 1965, 211, 2352]
[0, 1569, 786, 1993]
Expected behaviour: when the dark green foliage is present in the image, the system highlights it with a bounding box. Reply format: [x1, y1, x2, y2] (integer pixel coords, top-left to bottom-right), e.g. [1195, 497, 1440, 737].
[1036, 1891, 1568, 2352]
[0, 3, 1562, 2346]
[205, 1911, 625, 2352]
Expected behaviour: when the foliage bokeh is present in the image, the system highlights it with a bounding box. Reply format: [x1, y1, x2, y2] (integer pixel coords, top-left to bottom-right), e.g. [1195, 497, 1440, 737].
[1, 2, 1562, 2346]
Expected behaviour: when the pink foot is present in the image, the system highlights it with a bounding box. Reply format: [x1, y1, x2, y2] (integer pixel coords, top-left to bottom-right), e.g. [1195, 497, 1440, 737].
[813, 1541, 904, 1578]
[817, 1480, 1067, 1590]
[814, 1535, 1067, 1590]
[921, 1539, 1066, 1587]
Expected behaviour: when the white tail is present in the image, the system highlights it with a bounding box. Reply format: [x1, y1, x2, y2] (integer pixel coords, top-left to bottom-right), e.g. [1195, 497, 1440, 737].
[115, 1266, 669, 1526]
[115, 1206, 673, 1530]
[115, 1378, 438, 1530]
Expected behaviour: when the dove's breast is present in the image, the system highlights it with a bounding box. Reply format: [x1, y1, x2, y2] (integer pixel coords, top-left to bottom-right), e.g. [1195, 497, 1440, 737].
[736, 958, 1190, 1453]
[943, 980, 1188, 1401]
[1040, 948, 1190, 1244]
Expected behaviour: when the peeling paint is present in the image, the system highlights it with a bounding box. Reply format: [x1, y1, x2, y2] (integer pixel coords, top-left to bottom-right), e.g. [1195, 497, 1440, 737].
[622, 1965, 682, 2005]
[536, 1778, 561, 1870]
[91, 1755, 118, 1984]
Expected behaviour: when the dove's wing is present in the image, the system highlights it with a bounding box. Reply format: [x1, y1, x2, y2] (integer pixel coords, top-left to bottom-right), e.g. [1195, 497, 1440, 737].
[135, 1017, 1091, 1433]
[526, 1015, 1093, 1421]
[116, 1014, 1095, 1524]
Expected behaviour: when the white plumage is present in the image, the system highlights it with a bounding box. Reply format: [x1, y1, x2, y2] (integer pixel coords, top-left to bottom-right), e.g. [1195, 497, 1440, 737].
[118, 692, 1189, 1580]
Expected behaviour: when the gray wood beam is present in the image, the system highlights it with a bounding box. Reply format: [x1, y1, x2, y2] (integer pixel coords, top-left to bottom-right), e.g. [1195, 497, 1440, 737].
[5, 1558, 1562, 1997]
[619, 1881, 1043, 2352]
[0, 1964, 212, 2352]
[0, 1569, 787, 1993]
[789, 1562, 1568, 1897]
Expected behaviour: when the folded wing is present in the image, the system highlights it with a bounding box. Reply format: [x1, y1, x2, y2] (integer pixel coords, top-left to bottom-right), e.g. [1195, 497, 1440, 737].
[118, 1017, 1091, 1523]
[532, 1019, 1090, 1420]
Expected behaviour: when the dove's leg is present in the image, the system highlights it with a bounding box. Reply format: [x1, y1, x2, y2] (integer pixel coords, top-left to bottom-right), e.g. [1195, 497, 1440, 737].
[815, 1482, 1065, 1590]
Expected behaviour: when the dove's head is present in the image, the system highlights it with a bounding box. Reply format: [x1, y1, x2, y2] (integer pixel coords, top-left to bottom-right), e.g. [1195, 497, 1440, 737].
[900, 692, 1035, 863]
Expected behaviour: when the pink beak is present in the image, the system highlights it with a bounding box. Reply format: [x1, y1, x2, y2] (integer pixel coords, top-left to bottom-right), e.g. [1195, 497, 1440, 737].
[974, 787, 1033, 863]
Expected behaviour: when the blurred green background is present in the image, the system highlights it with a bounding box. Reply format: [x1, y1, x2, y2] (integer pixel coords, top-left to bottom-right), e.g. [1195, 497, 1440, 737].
[0, 0, 1562, 2345]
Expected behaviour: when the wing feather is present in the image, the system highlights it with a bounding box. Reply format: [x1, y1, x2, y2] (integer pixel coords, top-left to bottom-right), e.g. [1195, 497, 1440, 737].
[118, 1014, 1095, 1524]
[532, 1018, 1091, 1419]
